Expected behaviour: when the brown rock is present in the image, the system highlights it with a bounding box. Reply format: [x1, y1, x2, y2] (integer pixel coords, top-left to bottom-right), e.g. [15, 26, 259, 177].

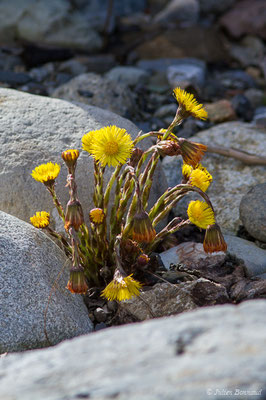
[205, 99, 237, 123]
[219, 0, 266, 40]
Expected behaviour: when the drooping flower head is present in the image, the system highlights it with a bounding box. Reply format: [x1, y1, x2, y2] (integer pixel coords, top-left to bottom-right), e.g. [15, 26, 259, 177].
[30, 211, 50, 228]
[203, 223, 227, 253]
[101, 268, 142, 301]
[89, 125, 134, 167]
[31, 162, 60, 185]
[130, 210, 156, 243]
[187, 200, 215, 229]
[189, 168, 212, 192]
[178, 138, 207, 168]
[89, 208, 105, 224]
[64, 199, 84, 232]
[173, 87, 208, 121]
[66, 268, 88, 294]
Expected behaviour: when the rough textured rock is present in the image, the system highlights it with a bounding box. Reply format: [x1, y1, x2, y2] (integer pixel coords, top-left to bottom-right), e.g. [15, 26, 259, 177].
[105, 66, 149, 88]
[153, 0, 199, 25]
[166, 58, 206, 89]
[0, 211, 93, 353]
[205, 100, 237, 123]
[0, 301, 266, 400]
[0, 88, 166, 229]
[51, 72, 137, 118]
[165, 122, 266, 233]
[219, 0, 266, 40]
[239, 183, 266, 242]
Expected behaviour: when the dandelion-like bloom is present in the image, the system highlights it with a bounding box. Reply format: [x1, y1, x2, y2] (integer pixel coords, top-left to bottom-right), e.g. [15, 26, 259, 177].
[173, 87, 208, 121]
[130, 210, 156, 243]
[187, 200, 215, 229]
[66, 269, 88, 294]
[189, 168, 212, 192]
[178, 138, 207, 168]
[89, 208, 105, 224]
[182, 163, 193, 181]
[203, 223, 227, 253]
[82, 131, 96, 154]
[90, 125, 134, 167]
[30, 211, 50, 228]
[101, 269, 142, 301]
[31, 162, 60, 185]
[157, 129, 178, 142]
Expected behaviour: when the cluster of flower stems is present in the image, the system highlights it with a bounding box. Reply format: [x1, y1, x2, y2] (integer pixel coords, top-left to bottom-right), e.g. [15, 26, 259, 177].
[30, 88, 227, 301]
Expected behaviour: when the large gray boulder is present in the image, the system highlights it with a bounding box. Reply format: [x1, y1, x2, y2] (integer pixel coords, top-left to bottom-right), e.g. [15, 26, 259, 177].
[0, 88, 166, 231]
[0, 211, 93, 353]
[0, 300, 265, 399]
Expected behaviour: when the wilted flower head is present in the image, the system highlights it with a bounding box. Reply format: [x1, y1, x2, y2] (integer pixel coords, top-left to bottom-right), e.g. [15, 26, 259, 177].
[89, 125, 134, 167]
[156, 140, 181, 157]
[203, 223, 227, 253]
[173, 87, 208, 121]
[30, 211, 50, 228]
[178, 138, 207, 168]
[89, 208, 105, 224]
[101, 268, 142, 301]
[187, 200, 215, 229]
[137, 253, 150, 267]
[66, 268, 88, 294]
[31, 162, 60, 185]
[130, 210, 156, 243]
[64, 199, 84, 231]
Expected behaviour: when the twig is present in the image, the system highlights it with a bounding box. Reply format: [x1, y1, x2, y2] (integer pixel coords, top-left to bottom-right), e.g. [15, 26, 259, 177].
[206, 144, 266, 166]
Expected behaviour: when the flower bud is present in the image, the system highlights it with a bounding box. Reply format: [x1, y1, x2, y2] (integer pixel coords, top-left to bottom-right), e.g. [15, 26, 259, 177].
[157, 140, 181, 157]
[66, 267, 88, 294]
[62, 149, 79, 175]
[203, 223, 227, 253]
[130, 211, 156, 243]
[64, 199, 84, 231]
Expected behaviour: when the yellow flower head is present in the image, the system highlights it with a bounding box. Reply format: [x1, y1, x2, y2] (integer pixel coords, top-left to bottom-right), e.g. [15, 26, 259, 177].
[90, 125, 134, 167]
[101, 269, 142, 301]
[189, 168, 212, 192]
[182, 163, 193, 181]
[173, 87, 208, 121]
[30, 211, 50, 228]
[89, 208, 105, 224]
[82, 131, 96, 154]
[187, 200, 215, 229]
[31, 162, 60, 184]
[62, 149, 79, 163]
[157, 129, 178, 142]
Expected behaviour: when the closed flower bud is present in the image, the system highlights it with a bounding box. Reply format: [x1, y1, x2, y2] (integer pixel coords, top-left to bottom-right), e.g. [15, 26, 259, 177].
[66, 267, 88, 294]
[157, 140, 181, 157]
[130, 210, 156, 243]
[137, 253, 150, 267]
[64, 199, 84, 231]
[203, 223, 227, 253]
[62, 149, 79, 175]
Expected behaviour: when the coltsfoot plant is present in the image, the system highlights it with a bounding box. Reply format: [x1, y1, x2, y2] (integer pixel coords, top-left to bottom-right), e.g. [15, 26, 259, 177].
[30, 87, 227, 301]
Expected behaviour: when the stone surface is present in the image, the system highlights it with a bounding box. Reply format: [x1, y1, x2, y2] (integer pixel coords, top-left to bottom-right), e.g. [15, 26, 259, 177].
[205, 99, 237, 123]
[229, 35, 265, 68]
[166, 122, 266, 233]
[153, 0, 199, 25]
[167, 59, 206, 89]
[225, 234, 266, 277]
[219, 0, 266, 40]
[240, 183, 266, 242]
[0, 88, 167, 229]
[105, 66, 149, 87]
[253, 106, 266, 128]
[198, 0, 236, 14]
[0, 211, 93, 353]
[52, 72, 137, 118]
[0, 300, 266, 399]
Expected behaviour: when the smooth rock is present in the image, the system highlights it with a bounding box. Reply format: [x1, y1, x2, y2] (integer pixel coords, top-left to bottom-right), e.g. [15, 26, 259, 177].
[244, 88, 264, 109]
[0, 88, 167, 229]
[219, 0, 266, 40]
[231, 94, 253, 122]
[52, 72, 137, 118]
[166, 122, 266, 233]
[239, 183, 266, 242]
[0, 70, 31, 85]
[253, 106, 266, 128]
[167, 59, 206, 89]
[198, 0, 236, 14]
[154, 103, 177, 119]
[105, 66, 149, 87]
[224, 234, 266, 276]
[229, 35, 265, 68]
[0, 300, 266, 399]
[205, 99, 236, 123]
[0, 211, 93, 353]
[214, 69, 256, 90]
[154, 0, 199, 26]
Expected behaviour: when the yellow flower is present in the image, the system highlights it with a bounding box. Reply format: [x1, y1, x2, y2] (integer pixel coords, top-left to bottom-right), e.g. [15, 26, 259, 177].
[30, 211, 50, 228]
[182, 163, 193, 181]
[203, 223, 227, 253]
[173, 87, 208, 121]
[31, 162, 60, 184]
[82, 131, 96, 154]
[187, 200, 215, 229]
[101, 269, 142, 301]
[157, 129, 178, 141]
[89, 208, 105, 224]
[189, 168, 212, 192]
[90, 125, 134, 167]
